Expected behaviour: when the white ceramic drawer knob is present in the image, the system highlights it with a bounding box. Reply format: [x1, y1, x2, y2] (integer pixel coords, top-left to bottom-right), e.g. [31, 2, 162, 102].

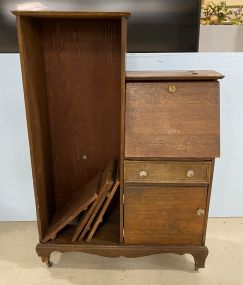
[197, 208, 205, 216]
[187, 169, 195, 177]
[139, 170, 147, 178]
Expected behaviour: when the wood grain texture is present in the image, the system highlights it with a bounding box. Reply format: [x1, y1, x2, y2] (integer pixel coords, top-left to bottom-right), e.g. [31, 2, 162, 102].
[41, 18, 122, 210]
[120, 17, 128, 243]
[202, 158, 214, 245]
[125, 81, 220, 158]
[12, 11, 131, 18]
[53, 194, 120, 245]
[15, 13, 128, 249]
[72, 160, 116, 242]
[124, 186, 207, 245]
[36, 242, 208, 257]
[126, 70, 224, 81]
[43, 173, 101, 242]
[15, 11, 218, 269]
[36, 242, 209, 270]
[124, 161, 211, 184]
[77, 161, 116, 241]
[15, 16, 55, 240]
[86, 172, 120, 242]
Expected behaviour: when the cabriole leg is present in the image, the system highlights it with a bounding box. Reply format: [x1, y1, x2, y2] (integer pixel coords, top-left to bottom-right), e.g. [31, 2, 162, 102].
[41, 256, 52, 267]
[191, 249, 208, 271]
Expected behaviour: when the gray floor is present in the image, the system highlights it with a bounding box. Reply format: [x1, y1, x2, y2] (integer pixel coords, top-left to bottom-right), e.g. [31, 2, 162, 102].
[0, 218, 243, 285]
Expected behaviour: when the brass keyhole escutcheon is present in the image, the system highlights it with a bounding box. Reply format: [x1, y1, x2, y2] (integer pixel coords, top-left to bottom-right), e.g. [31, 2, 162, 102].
[168, 84, 176, 93]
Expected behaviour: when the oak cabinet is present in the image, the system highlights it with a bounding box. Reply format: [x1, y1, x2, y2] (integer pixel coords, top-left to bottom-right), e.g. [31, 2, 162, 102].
[13, 10, 223, 271]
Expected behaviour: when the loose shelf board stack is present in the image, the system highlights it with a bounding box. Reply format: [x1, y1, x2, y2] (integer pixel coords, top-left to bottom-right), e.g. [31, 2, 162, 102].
[13, 10, 224, 270]
[42, 172, 101, 242]
[42, 160, 119, 243]
[72, 160, 119, 242]
[86, 166, 120, 242]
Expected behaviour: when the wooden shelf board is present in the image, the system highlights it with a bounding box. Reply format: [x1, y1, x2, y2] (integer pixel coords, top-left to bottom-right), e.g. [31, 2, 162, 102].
[126, 71, 224, 81]
[12, 11, 131, 18]
[86, 174, 120, 242]
[50, 206, 120, 245]
[73, 160, 117, 242]
[42, 173, 101, 243]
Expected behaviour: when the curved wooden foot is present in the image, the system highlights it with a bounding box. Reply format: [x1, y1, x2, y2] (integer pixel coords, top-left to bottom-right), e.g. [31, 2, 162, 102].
[191, 249, 208, 271]
[41, 256, 52, 267]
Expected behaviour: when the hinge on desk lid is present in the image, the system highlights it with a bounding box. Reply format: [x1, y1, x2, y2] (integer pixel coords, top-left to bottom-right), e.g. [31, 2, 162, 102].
[123, 228, 124, 237]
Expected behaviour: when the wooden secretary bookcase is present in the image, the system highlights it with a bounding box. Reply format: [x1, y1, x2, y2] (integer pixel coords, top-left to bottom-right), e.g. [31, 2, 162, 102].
[13, 10, 224, 270]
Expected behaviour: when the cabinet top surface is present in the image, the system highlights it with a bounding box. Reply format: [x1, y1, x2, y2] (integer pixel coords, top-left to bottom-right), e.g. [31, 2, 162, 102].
[12, 10, 131, 18]
[126, 70, 224, 81]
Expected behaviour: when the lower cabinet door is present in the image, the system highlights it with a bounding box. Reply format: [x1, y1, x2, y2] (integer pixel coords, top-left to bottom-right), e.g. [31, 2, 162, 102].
[124, 186, 207, 245]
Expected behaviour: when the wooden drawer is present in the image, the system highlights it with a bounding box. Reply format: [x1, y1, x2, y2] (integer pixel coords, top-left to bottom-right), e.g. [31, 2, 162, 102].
[124, 185, 207, 245]
[125, 81, 220, 158]
[124, 160, 211, 184]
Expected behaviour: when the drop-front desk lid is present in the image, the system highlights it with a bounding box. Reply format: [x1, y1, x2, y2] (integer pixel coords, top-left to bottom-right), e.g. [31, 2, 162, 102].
[126, 70, 224, 81]
[125, 70, 224, 158]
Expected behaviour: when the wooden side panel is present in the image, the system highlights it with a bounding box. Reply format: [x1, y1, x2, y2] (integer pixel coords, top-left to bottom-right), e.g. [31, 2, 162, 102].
[124, 161, 211, 184]
[42, 18, 122, 211]
[16, 16, 55, 240]
[125, 82, 220, 158]
[124, 186, 207, 245]
[120, 17, 128, 243]
[202, 158, 214, 244]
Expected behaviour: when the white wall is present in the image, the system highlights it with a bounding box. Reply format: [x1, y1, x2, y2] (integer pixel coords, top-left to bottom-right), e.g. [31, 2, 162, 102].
[1, 53, 243, 221]
[199, 26, 243, 52]
[0, 54, 35, 220]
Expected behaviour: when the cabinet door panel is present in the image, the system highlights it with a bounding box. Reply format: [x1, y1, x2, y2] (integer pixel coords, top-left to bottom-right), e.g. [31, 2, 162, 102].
[124, 186, 207, 245]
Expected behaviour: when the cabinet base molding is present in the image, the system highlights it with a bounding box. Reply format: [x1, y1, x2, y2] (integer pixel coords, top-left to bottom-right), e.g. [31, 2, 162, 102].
[36, 243, 208, 270]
